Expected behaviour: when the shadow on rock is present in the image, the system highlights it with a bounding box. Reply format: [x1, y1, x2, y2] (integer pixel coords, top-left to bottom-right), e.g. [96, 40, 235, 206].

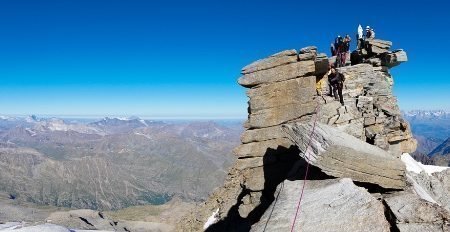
[206, 144, 333, 232]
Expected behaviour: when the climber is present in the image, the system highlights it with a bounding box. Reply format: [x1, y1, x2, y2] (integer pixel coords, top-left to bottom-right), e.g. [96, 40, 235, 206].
[365, 26, 375, 39]
[334, 35, 341, 55]
[343, 35, 351, 65]
[327, 66, 345, 105]
[344, 35, 351, 52]
[370, 28, 376, 39]
[357, 24, 364, 49]
[335, 36, 346, 67]
[330, 43, 336, 56]
[364, 26, 374, 51]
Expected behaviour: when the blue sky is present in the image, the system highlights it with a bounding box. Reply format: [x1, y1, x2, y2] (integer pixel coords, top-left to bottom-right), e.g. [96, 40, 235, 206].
[1, 0, 449, 118]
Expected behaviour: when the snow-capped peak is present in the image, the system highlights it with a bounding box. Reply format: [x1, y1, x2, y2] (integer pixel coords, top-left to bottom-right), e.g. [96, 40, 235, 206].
[25, 115, 39, 123]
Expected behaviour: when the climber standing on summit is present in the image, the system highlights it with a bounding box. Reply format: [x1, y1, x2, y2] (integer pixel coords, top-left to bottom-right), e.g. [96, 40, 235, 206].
[328, 66, 345, 106]
[365, 26, 372, 39]
[357, 24, 364, 50]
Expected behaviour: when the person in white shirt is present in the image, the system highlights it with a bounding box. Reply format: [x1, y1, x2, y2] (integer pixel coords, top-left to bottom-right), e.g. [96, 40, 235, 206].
[370, 28, 376, 39]
[357, 24, 363, 49]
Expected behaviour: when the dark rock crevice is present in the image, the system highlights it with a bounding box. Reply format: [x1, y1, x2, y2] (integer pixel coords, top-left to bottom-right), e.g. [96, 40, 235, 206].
[381, 199, 401, 232]
[353, 181, 399, 194]
[78, 216, 95, 227]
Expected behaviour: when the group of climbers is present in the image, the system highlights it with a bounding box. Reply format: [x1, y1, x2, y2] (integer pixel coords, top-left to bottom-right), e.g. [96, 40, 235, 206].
[331, 25, 376, 68]
[330, 35, 351, 68]
[323, 24, 377, 106]
[319, 25, 379, 106]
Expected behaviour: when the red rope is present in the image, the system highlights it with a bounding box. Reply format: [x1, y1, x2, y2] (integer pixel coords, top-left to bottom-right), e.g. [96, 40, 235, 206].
[290, 104, 320, 232]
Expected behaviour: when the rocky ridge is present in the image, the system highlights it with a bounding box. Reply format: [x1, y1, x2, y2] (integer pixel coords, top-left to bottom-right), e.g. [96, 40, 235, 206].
[178, 38, 450, 232]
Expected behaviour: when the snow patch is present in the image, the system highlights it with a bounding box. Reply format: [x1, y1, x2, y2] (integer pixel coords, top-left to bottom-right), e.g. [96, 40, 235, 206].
[25, 128, 37, 137]
[401, 153, 449, 176]
[203, 208, 219, 230]
[406, 173, 437, 204]
[139, 119, 148, 127]
[134, 132, 153, 140]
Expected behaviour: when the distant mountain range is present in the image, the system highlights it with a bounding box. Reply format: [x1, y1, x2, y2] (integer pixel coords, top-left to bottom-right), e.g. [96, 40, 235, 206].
[429, 138, 450, 166]
[403, 110, 450, 165]
[403, 110, 450, 120]
[0, 116, 243, 210]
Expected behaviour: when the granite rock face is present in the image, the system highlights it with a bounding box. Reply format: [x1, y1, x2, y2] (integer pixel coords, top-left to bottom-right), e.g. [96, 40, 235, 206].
[251, 178, 390, 232]
[384, 191, 450, 232]
[283, 122, 406, 189]
[177, 39, 420, 231]
[366, 39, 393, 55]
[408, 168, 450, 213]
[43, 209, 173, 232]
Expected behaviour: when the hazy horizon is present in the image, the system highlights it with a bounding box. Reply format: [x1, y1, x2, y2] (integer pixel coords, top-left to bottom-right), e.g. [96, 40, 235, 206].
[3, 109, 450, 121]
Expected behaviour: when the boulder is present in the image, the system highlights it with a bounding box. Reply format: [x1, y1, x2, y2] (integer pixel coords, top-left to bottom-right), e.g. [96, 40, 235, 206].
[319, 101, 341, 123]
[384, 191, 450, 231]
[46, 209, 122, 231]
[241, 49, 298, 74]
[298, 52, 316, 61]
[408, 168, 450, 213]
[238, 191, 262, 218]
[283, 122, 406, 189]
[366, 39, 393, 55]
[299, 46, 317, 54]
[238, 60, 315, 87]
[251, 178, 390, 232]
[382, 50, 408, 68]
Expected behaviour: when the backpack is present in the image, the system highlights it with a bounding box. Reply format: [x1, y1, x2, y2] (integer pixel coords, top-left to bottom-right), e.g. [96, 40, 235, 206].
[340, 73, 346, 82]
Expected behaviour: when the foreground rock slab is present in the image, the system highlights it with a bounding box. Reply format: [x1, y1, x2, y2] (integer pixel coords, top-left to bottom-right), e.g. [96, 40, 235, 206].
[46, 209, 173, 232]
[251, 178, 390, 232]
[384, 191, 450, 232]
[406, 167, 450, 213]
[283, 122, 406, 189]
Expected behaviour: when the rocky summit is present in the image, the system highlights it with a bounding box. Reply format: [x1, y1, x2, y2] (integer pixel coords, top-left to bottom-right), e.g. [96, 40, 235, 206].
[178, 38, 450, 232]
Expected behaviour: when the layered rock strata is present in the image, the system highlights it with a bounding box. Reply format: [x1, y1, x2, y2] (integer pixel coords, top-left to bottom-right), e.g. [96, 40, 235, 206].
[178, 39, 418, 231]
[283, 122, 406, 189]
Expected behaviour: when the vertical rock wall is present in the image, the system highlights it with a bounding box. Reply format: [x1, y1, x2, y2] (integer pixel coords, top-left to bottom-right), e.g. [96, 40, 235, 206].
[177, 39, 417, 231]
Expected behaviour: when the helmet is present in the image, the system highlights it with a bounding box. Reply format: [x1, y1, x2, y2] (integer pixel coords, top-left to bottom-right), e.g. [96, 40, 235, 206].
[366, 26, 370, 29]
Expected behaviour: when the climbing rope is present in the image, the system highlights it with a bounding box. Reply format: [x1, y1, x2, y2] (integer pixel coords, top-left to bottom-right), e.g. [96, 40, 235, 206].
[290, 103, 321, 232]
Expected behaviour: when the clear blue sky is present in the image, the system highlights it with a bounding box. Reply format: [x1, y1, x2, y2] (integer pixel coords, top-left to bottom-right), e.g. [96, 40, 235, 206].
[1, 0, 449, 118]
